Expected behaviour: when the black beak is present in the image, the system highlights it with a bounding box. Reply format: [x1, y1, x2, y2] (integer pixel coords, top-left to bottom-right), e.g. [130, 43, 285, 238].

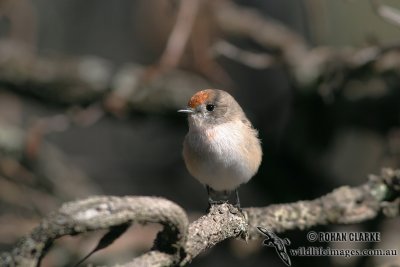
[178, 108, 194, 114]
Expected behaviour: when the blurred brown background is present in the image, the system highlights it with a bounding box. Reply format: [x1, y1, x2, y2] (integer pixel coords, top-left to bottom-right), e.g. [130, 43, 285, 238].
[0, 0, 400, 266]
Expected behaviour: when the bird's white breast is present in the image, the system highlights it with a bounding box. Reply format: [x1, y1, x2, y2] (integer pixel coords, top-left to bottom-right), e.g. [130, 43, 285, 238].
[183, 121, 261, 191]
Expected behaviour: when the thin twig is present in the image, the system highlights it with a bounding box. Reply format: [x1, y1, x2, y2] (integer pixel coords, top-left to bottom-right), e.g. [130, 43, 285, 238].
[158, 0, 201, 71]
[370, 0, 400, 28]
[211, 40, 275, 69]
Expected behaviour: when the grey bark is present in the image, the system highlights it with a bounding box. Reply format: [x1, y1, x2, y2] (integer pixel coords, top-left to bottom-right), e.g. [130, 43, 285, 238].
[1, 168, 399, 267]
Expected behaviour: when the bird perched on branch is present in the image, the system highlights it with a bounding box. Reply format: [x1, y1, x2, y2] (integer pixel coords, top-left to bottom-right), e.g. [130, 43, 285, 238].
[179, 89, 262, 207]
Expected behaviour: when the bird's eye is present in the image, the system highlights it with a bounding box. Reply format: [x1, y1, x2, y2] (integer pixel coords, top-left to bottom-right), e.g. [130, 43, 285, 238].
[206, 104, 215, 111]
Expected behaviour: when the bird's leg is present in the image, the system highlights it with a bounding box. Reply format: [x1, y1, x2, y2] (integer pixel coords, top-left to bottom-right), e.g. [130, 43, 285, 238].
[206, 185, 217, 212]
[234, 188, 241, 209]
[206, 185, 230, 210]
[205, 186, 243, 214]
[206, 185, 215, 205]
[206, 185, 222, 205]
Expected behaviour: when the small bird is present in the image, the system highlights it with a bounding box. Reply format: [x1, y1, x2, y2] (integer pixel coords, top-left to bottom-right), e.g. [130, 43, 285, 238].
[179, 89, 262, 207]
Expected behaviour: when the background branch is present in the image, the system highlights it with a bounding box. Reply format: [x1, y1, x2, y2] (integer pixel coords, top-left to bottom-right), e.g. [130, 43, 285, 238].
[213, 0, 400, 92]
[370, 0, 400, 28]
[157, 0, 201, 71]
[0, 40, 211, 115]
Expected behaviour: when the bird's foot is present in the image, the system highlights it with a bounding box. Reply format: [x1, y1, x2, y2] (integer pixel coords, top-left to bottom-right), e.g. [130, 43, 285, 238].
[206, 198, 228, 212]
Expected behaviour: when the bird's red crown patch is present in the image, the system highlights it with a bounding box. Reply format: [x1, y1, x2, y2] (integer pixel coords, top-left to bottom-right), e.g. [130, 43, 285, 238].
[188, 90, 210, 108]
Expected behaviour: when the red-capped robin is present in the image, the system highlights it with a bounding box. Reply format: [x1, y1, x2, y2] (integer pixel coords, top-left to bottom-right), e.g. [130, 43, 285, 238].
[179, 89, 262, 207]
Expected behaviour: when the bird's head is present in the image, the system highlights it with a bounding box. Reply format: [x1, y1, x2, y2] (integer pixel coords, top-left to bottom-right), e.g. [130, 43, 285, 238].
[178, 89, 244, 128]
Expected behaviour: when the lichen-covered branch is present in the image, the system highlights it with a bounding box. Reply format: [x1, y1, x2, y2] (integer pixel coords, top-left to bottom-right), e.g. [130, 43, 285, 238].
[180, 168, 400, 264]
[245, 170, 395, 238]
[1, 169, 399, 266]
[181, 204, 248, 265]
[0, 196, 188, 267]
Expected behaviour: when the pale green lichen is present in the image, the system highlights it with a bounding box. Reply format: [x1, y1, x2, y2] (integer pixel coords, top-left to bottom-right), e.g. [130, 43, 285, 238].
[370, 182, 389, 202]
